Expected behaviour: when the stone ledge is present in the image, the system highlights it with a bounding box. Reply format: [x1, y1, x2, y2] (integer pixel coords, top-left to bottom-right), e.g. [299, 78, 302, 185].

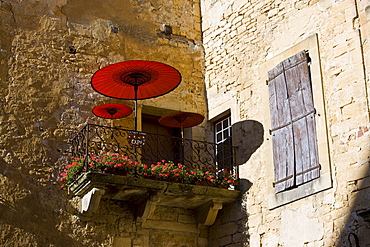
[68, 172, 241, 226]
[141, 220, 201, 233]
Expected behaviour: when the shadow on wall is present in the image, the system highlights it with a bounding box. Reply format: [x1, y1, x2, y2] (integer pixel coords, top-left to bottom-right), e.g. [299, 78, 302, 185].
[233, 119, 264, 167]
[208, 178, 253, 246]
[0, 160, 83, 246]
[208, 119, 263, 246]
[335, 161, 370, 247]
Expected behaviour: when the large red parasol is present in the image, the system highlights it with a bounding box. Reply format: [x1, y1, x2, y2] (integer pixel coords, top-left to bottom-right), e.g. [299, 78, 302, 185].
[91, 60, 182, 100]
[91, 60, 182, 130]
[92, 103, 132, 119]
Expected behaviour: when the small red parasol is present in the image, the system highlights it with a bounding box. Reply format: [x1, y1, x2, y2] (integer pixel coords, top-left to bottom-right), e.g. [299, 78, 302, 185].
[92, 103, 133, 119]
[159, 112, 204, 129]
[91, 60, 182, 130]
[159, 112, 204, 164]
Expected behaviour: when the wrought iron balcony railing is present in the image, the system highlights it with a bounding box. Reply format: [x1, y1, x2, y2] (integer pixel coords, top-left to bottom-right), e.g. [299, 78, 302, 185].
[69, 124, 238, 175]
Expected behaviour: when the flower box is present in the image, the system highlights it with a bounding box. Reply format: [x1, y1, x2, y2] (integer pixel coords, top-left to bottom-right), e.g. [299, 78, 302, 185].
[60, 151, 238, 189]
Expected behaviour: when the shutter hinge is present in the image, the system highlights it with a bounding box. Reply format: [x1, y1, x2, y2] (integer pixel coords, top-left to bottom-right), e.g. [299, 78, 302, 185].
[269, 129, 272, 135]
[266, 79, 269, 85]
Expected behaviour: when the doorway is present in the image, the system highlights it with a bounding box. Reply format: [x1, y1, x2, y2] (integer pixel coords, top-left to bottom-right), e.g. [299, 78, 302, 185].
[141, 114, 181, 165]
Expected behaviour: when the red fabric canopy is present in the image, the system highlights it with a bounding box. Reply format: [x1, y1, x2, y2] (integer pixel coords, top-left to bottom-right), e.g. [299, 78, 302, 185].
[92, 103, 132, 119]
[159, 112, 204, 128]
[91, 60, 182, 100]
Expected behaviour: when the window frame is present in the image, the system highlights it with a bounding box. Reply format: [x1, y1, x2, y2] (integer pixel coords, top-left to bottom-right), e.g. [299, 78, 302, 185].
[262, 34, 332, 208]
[214, 115, 233, 170]
[268, 50, 320, 193]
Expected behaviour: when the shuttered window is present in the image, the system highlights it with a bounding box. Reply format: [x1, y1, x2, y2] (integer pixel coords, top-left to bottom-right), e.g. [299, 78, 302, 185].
[267, 50, 320, 193]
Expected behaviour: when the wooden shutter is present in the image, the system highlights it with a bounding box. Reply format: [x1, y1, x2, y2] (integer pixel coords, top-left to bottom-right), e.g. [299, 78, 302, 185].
[268, 61, 295, 192]
[268, 51, 320, 193]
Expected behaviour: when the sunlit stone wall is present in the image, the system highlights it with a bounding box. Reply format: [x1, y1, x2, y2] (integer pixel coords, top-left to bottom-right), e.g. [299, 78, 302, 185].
[202, 0, 370, 246]
[0, 0, 208, 245]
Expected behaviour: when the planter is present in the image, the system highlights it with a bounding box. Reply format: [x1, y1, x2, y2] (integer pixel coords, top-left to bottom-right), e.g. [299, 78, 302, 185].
[103, 169, 128, 176]
[61, 154, 238, 189]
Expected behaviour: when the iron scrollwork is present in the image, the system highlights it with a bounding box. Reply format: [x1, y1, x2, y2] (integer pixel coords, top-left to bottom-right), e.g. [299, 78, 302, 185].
[69, 124, 237, 174]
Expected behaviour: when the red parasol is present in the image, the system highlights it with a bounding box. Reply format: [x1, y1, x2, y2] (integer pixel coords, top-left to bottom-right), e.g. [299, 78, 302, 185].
[92, 103, 133, 119]
[159, 112, 204, 129]
[159, 112, 204, 164]
[91, 60, 182, 130]
[91, 60, 182, 100]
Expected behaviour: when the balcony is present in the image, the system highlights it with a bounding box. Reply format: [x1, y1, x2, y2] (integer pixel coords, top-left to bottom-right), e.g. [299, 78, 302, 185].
[69, 124, 238, 173]
[66, 123, 240, 226]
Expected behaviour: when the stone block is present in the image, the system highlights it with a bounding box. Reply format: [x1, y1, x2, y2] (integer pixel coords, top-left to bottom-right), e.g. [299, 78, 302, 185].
[248, 204, 261, 214]
[142, 220, 200, 234]
[219, 235, 232, 246]
[113, 237, 131, 247]
[260, 232, 280, 247]
[281, 204, 324, 246]
[346, 163, 369, 182]
[233, 232, 247, 243]
[178, 214, 196, 224]
[197, 237, 208, 247]
[217, 222, 239, 237]
[341, 101, 368, 120]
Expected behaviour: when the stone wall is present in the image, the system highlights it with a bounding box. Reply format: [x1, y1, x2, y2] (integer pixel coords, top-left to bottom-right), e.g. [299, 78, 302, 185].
[2, 0, 370, 246]
[0, 0, 208, 246]
[201, 0, 370, 246]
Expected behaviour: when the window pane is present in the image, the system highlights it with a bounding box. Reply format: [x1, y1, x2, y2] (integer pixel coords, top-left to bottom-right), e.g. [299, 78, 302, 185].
[216, 133, 222, 142]
[223, 130, 229, 138]
[223, 119, 229, 129]
[216, 122, 222, 132]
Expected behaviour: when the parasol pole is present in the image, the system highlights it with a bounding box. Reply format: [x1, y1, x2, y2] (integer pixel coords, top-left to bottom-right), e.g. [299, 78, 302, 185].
[134, 85, 138, 132]
[132, 84, 139, 162]
[180, 122, 184, 165]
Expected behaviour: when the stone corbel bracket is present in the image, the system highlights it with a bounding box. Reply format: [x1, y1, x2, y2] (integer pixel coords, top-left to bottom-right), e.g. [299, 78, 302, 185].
[69, 173, 241, 225]
[81, 187, 105, 215]
[135, 195, 161, 222]
[196, 200, 223, 226]
[135, 196, 224, 226]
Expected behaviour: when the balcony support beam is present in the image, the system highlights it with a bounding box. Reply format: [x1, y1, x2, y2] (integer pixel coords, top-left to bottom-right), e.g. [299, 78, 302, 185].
[81, 187, 105, 215]
[70, 173, 240, 226]
[136, 195, 161, 222]
[196, 200, 223, 226]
